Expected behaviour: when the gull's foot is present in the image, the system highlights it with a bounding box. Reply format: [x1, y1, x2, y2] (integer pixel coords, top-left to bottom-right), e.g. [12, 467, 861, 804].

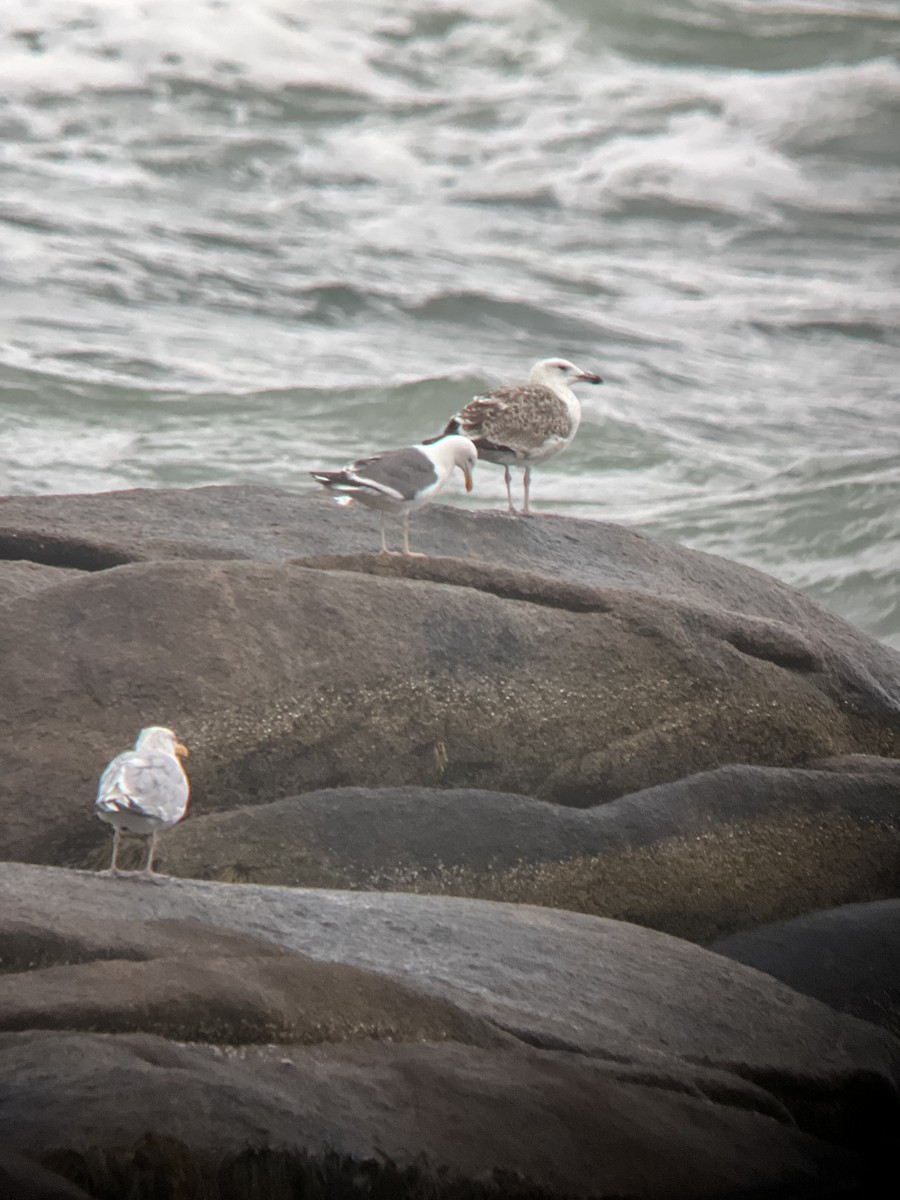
[402, 551, 428, 559]
[138, 871, 170, 885]
[97, 867, 132, 879]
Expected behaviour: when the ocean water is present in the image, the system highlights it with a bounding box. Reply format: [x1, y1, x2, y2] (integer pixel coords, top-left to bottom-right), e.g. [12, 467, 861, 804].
[1, 0, 898, 647]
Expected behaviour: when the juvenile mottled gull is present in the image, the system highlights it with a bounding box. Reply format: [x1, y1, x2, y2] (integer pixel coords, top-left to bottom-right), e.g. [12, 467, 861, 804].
[95, 726, 190, 878]
[311, 433, 476, 556]
[440, 357, 602, 514]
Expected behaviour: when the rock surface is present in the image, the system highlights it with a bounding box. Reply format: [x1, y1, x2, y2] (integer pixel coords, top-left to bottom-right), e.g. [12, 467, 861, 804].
[1, 863, 898, 1197]
[149, 758, 900, 942]
[1, 1032, 866, 1200]
[2, 486, 900, 1196]
[712, 899, 900, 1039]
[2, 484, 898, 695]
[3, 553, 899, 866]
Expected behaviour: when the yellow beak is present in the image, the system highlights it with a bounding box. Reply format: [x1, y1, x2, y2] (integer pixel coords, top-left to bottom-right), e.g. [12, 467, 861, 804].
[175, 742, 189, 759]
[463, 464, 474, 493]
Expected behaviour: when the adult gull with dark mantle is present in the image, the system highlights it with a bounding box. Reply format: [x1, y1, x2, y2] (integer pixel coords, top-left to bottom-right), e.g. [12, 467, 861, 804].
[95, 726, 190, 879]
[439, 357, 602, 514]
[311, 433, 476, 556]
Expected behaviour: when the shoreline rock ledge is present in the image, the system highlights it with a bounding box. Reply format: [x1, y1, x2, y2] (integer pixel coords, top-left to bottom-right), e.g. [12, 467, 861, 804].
[1, 486, 898, 866]
[1, 485, 899, 1198]
[1, 863, 899, 1199]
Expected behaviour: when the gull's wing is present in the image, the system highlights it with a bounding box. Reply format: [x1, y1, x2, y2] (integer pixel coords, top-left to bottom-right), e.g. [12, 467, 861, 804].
[313, 446, 438, 502]
[450, 385, 570, 455]
[96, 751, 189, 825]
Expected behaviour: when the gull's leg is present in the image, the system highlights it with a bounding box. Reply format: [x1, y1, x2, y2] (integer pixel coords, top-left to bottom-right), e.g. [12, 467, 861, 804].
[100, 827, 124, 876]
[143, 829, 163, 879]
[522, 467, 533, 516]
[402, 513, 426, 558]
[504, 466, 516, 515]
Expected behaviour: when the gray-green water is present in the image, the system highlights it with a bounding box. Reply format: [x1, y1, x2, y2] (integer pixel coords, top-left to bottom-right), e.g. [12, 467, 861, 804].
[1, 0, 898, 646]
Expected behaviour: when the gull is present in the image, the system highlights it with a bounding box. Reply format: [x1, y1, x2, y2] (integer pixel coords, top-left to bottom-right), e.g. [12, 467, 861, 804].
[439, 357, 602, 514]
[95, 726, 190, 878]
[311, 433, 476, 556]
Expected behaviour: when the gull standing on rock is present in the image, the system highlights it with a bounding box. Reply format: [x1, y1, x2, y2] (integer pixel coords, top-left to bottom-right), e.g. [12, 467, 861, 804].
[311, 433, 476, 556]
[95, 726, 190, 879]
[439, 358, 602, 514]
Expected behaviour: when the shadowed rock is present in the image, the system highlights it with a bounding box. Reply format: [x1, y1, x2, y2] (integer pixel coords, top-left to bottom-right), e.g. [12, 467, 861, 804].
[712, 900, 900, 1039]
[0, 863, 898, 1197]
[1, 1034, 870, 1200]
[151, 757, 900, 942]
[0, 1151, 92, 1200]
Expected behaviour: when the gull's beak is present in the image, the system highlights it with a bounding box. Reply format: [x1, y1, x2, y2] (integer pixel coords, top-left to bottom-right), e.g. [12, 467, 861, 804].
[576, 371, 603, 384]
[462, 463, 474, 492]
[175, 742, 189, 759]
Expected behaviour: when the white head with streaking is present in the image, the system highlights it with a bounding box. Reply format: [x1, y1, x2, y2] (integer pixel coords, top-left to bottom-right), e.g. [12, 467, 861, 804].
[95, 725, 190, 879]
[528, 357, 603, 394]
[311, 433, 476, 557]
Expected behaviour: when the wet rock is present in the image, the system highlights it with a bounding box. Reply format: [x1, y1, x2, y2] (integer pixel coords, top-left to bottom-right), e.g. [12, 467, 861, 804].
[0, 1033, 872, 1200]
[712, 899, 900, 1039]
[0, 863, 898, 1197]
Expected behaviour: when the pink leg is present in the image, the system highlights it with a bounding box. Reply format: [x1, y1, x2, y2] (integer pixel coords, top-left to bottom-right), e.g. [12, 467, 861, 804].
[143, 830, 163, 879]
[504, 466, 516, 514]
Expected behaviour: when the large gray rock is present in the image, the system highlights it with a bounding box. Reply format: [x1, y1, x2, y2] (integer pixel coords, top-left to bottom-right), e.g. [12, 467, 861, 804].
[2, 484, 898, 700]
[3, 551, 899, 865]
[0, 915, 505, 1049]
[151, 757, 900, 941]
[0, 1152, 91, 1200]
[712, 900, 900, 1039]
[0, 863, 897, 1197]
[1, 863, 897, 1098]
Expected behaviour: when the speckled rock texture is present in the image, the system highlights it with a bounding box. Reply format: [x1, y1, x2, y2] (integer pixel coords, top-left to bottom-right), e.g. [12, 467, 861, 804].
[147, 757, 900, 942]
[1, 485, 899, 1197]
[1, 490, 899, 866]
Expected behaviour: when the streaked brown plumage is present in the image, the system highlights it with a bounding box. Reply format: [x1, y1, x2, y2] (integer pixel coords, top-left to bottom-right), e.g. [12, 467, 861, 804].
[441, 358, 602, 513]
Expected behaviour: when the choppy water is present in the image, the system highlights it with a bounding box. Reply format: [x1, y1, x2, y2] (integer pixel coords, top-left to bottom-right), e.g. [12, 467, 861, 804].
[1, 0, 898, 647]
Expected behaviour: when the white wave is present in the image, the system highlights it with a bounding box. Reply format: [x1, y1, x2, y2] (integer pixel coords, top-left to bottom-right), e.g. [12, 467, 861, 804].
[0, 0, 415, 98]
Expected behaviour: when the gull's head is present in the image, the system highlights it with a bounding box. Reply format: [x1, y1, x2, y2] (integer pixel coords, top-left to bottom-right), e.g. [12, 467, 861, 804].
[530, 358, 603, 388]
[134, 726, 189, 758]
[435, 434, 477, 492]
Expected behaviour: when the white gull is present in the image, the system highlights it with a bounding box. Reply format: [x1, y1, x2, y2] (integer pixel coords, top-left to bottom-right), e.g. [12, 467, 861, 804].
[95, 726, 190, 878]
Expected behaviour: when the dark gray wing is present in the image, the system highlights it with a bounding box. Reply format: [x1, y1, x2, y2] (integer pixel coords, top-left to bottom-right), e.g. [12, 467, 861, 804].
[314, 447, 438, 502]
